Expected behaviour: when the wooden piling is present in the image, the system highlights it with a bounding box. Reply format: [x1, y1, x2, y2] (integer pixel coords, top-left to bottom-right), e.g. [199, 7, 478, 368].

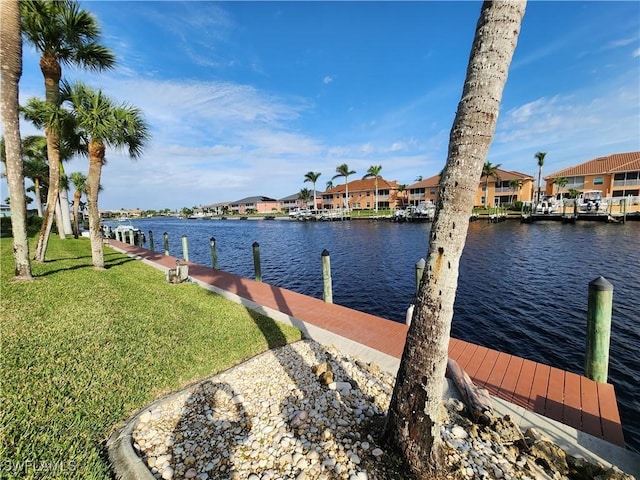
[149, 231, 155, 252]
[210, 237, 218, 269]
[321, 249, 333, 303]
[182, 235, 189, 262]
[163, 232, 169, 256]
[585, 276, 613, 383]
[415, 258, 425, 295]
[252, 242, 262, 282]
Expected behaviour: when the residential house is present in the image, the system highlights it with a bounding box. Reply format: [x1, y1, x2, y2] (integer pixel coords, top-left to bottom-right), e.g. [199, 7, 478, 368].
[407, 169, 534, 207]
[544, 151, 640, 198]
[229, 196, 279, 215]
[322, 178, 400, 211]
[279, 191, 322, 213]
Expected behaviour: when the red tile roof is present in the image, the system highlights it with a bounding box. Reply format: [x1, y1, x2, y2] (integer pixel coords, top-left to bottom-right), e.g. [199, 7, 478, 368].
[408, 168, 533, 189]
[326, 177, 399, 193]
[545, 152, 640, 179]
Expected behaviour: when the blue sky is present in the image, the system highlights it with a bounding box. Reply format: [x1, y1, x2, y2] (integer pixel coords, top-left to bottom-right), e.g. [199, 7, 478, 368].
[6, 1, 640, 210]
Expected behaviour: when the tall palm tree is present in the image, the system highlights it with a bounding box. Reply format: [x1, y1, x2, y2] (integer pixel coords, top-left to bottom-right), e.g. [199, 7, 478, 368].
[21, 135, 49, 216]
[482, 161, 501, 208]
[325, 180, 334, 190]
[415, 175, 423, 182]
[21, 0, 116, 261]
[363, 165, 383, 212]
[554, 176, 568, 198]
[69, 171, 86, 238]
[332, 163, 356, 210]
[65, 81, 149, 268]
[534, 151, 546, 205]
[303, 171, 321, 211]
[508, 178, 523, 205]
[0, 0, 32, 279]
[384, 2, 526, 475]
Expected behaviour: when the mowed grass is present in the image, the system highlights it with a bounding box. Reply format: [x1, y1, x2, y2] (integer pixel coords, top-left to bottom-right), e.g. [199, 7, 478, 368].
[0, 235, 302, 479]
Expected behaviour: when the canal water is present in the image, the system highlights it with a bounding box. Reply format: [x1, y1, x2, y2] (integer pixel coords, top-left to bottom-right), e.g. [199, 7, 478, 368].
[124, 216, 639, 451]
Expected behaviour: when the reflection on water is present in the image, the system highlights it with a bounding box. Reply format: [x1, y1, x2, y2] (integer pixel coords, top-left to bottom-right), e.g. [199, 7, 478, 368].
[128, 217, 640, 452]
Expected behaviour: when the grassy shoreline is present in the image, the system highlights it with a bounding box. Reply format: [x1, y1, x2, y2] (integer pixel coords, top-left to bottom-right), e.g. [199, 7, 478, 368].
[0, 235, 302, 479]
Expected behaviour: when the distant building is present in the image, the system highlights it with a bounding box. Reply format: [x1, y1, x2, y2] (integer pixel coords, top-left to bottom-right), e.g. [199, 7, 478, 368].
[544, 151, 640, 198]
[279, 191, 322, 212]
[0, 204, 10, 217]
[408, 168, 534, 207]
[322, 178, 400, 210]
[229, 196, 279, 214]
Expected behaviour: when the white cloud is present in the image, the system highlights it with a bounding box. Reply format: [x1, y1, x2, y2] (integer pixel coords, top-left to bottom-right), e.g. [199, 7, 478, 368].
[323, 76, 334, 84]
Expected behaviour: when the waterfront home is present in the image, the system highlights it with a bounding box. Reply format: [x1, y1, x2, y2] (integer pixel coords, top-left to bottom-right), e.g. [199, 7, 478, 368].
[229, 196, 279, 215]
[322, 178, 400, 211]
[408, 169, 534, 208]
[544, 151, 640, 199]
[279, 191, 322, 213]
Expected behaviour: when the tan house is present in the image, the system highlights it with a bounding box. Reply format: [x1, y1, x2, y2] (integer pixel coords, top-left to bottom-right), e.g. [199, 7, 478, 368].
[322, 178, 400, 210]
[544, 152, 640, 198]
[408, 168, 534, 207]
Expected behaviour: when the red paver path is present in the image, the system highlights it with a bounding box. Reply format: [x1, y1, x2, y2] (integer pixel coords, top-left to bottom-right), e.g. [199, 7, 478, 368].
[109, 240, 626, 447]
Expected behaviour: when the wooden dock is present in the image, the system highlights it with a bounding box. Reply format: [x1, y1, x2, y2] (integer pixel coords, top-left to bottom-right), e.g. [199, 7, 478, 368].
[109, 239, 626, 448]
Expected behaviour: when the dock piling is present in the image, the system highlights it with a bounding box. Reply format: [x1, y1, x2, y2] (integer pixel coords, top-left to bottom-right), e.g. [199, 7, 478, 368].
[585, 276, 613, 383]
[182, 235, 189, 262]
[210, 237, 218, 269]
[149, 231, 154, 252]
[321, 249, 333, 303]
[163, 232, 169, 256]
[415, 258, 426, 295]
[252, 242, 262, 282]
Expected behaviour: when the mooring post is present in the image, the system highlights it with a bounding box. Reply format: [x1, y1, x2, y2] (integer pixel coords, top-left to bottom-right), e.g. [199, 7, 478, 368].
[182, 235, 189, 262]
[127, 229, 134, 245]
[252, 241, 262, 282]
[415, 258, 426, 295]
[321, 249, 333, 303]
[585, 276, 613, 383]
[148, 231, 155, 252]
[163, 232, 169, 256]
[210, 237, 218, 269]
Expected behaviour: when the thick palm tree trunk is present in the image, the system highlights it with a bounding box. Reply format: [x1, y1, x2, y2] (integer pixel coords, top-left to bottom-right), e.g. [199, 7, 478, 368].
[59, 186, 73, 235]
[54, 196, 66, 238]
[87, 142, 105, 268]
[73, 190, 81, 239]
[0, 0, 32, 279]
[383, 2, 526, 477]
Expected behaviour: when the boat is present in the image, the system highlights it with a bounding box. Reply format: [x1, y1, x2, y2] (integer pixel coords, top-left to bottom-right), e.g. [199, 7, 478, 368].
[103, 219, 145, 245]
[577, 190, 608, 213]
[535, 195, 561, 214]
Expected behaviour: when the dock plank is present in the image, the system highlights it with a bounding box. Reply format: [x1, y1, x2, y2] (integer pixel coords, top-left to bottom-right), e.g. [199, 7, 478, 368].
[581, 376, 603, 439]
[563, 372, 582, 430]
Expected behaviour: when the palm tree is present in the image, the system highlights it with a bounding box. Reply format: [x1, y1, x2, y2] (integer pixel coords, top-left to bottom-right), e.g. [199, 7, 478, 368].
[384, 2, 526, 475]
[534, 151, 546, 205]
[396, 184, 408, 208]
[298, 187, 312, 210]
[415, 175, 423, 182]
[21, 0, 116, 262]
[21, 135, 49, 217]
[332, 163, 356, 210]
[508, 178, 523, 205]
[325, 180, 334, 190]
[69, 171, 87, 239]
[482, 161, 501, 208]
[65, 81, 149, 268]
[303, 171, 321, 211]
[363, 165, 383, 212]
[0, 0, 32, 279]
[554, 176, 568, 198]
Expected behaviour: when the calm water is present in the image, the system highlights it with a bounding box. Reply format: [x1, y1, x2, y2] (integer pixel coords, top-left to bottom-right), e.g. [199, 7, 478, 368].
[123, 217, 639, 451]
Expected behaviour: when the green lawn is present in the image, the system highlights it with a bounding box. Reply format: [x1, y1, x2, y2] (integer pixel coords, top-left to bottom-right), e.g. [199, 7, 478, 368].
[0, 235, 302, 479]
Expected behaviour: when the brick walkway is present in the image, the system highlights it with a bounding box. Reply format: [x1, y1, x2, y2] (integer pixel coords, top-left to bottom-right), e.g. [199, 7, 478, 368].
[108, 240, 625, 447]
